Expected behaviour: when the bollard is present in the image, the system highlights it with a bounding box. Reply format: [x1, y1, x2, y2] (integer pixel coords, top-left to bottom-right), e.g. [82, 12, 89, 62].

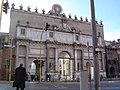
[80, 70, 88, 90]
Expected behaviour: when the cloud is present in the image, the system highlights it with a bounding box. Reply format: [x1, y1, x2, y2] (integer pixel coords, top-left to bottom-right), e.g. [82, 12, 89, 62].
[104, 31, 120, 41]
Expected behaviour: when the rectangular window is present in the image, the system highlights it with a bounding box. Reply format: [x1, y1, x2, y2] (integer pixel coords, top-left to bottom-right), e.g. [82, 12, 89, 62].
[20, 29, 26, 36]
[49, 32, 53, 38]
[77, 63, 80, 71]
[76, 35, 79, 41]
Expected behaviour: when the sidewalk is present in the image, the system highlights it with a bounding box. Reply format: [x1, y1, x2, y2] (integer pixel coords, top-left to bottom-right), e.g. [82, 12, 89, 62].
[0, 80, 80, 84]
[0, 78, 120, 84]
[0, 81, 11, 84]
[102, 77, 120, 81]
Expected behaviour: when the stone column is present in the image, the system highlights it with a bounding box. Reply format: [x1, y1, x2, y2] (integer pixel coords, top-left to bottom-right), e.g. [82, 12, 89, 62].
[55, 48, 58, 71]
[75, 49, 77, 72]
[73, 44, 76, 80]
[80, 50, 84, 70]
[15, 42, 19, 68]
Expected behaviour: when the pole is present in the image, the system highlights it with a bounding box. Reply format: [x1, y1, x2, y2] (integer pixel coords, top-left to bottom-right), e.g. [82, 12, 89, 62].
[39, 29, 44, 82]
[90, 0, 100, 90]
[0, 0, 4, 30]
[9, 39, 12, 81]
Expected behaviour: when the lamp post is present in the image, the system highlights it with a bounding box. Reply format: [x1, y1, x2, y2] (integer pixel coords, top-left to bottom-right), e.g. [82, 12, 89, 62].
[39, 23, 50, 82]
[90, 0, 100, 90]
[9, 38, 13, 81]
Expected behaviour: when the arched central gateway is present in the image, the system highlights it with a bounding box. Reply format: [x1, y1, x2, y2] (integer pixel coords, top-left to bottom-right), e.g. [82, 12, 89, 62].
[58, 51, 73, 80]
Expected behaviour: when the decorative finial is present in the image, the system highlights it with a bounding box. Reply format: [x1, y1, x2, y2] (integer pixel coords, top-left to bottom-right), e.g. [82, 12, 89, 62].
[42, 9, 45, 14]
[68, 14, 71, 19]
[19, 4, 23, 10]
[35, 7, 38, 13]
[48, 10, 52, 15]
[85, 17, 88, 22]
[11, 3, 15, 9]
[75, 15, 77, 20]
[80, 16, 83, 21]
[62, 13, 66, 17]
[96, 20, 98, 24]
[100, 20, 103, 25]
[27, 6, 31, 11]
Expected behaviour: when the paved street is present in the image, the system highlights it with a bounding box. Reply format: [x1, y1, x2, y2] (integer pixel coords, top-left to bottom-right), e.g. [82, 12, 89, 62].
[0, 81, 120, 90]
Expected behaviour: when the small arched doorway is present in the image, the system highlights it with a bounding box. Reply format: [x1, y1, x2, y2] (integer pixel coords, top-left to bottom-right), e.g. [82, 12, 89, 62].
[86, 62, 94, 80]
[110, 66, 115, 78]
[58, 51, 73, 80]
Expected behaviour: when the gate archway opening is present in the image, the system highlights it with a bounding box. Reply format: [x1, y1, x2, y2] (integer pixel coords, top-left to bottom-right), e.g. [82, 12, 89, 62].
[30, 61, 37, 81]
[58, 51, 73, 80]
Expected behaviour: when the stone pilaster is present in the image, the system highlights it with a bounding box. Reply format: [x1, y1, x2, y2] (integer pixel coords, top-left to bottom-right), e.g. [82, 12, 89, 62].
[46, 45, 49, 72]
[25, 45, 29, 72]
[75, 49, 77, 72]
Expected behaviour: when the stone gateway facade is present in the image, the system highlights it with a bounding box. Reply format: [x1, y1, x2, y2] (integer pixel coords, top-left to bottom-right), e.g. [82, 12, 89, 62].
[9, 4, 105, 81]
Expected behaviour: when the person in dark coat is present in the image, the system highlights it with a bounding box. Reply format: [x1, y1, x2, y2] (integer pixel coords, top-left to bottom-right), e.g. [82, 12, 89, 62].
[14, 64, 27, 90]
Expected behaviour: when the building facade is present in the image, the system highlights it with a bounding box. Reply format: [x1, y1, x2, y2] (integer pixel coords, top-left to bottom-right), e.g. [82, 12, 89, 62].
[105, 40, 120, 78]
[0, 32, 9, 80]
[9, 4, 105, 81]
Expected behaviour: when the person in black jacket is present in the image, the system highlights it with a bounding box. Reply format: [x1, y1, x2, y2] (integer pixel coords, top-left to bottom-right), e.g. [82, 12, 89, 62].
[14, 64, 27, 90]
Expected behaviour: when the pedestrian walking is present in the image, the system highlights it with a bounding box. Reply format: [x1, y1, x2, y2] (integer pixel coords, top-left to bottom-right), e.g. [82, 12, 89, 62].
[14, 64, 27, 90]
[27, 72, 31, 82]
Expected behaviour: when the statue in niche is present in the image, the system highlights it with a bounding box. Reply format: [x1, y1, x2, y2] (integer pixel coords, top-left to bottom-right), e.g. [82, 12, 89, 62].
[49, 62, 54, 70]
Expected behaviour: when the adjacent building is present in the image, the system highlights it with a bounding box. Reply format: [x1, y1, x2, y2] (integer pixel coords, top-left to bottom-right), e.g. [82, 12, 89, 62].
[0, 32, 9, 80]
[105, 40, 120, 78]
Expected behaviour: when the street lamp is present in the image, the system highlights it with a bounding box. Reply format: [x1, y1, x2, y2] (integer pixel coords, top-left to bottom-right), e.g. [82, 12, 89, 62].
[39, 23, 50, 82]
[90, 0, 100, 90]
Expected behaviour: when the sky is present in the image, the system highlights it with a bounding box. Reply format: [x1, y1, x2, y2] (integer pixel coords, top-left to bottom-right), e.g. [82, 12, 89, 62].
[0, 0, 120, 41]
